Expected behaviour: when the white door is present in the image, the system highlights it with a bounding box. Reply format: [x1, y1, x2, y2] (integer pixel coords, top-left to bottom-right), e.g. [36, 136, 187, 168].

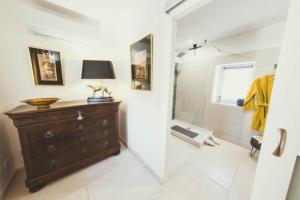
[250, 0, 300, 199]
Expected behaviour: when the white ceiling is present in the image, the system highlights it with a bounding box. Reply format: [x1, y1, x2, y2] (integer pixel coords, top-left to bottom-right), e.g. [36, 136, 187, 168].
[176, 0, 291, 50]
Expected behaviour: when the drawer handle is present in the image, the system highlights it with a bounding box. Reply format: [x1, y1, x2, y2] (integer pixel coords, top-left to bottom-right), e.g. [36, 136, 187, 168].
[104, 130, 109, 136]
[80, 137, 86, 142]
[104, 141, 109, 147]
[78, 124, 84, 130]
[77, 111, 84, 121]
[49, 160, 57, 168]
[44, 131, 54, 138]
[102, 120, 108, 127]
[47, 145, 56, 153]
[81, 149, 87, 154]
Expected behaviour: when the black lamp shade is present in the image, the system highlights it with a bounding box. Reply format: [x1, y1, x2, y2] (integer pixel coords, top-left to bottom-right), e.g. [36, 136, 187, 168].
[81, 60, 115, 79]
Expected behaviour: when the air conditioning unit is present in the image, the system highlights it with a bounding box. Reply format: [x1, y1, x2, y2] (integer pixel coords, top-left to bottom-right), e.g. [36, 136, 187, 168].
[164, 0, 187, 14]
[26, 0, 101, 47]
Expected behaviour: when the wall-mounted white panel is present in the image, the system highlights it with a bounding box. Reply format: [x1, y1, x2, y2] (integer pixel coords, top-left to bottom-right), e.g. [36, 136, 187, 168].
[26, 0, 101, 47]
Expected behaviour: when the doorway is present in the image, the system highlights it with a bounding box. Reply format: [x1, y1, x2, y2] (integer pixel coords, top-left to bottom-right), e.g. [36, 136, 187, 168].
[165, 0, 291, 199]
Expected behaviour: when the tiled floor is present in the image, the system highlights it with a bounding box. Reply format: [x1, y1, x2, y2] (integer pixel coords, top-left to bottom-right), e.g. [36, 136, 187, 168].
[4, 136, 257, 200]
[166, 135, 258, 200]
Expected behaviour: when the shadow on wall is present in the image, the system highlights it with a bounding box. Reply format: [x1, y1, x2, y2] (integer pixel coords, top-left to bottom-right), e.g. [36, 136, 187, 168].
[119, 104, 128, 145]
[0, 112, 15, 198]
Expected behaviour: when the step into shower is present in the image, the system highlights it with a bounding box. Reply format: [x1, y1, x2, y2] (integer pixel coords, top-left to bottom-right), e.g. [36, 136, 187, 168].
[170, 120, 216, 147]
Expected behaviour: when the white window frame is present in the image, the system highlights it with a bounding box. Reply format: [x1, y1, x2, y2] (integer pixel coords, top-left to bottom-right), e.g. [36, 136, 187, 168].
[212, 61, 255, 106]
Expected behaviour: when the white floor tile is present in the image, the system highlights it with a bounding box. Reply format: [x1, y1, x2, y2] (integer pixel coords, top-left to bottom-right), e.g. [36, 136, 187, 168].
[166, 135, 198, 178]
[86, 163, 160, 200]
[166, 135, 257, 199]
[61, 187, 89, 200]
[4, 137, 257, 200]
[227, 173, 254, 200]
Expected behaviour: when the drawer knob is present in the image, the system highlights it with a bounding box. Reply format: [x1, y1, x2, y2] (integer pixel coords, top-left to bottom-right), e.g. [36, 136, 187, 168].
[44, 131, 54, 138]
[102, 120, 108, 127]
[80, 137, 86, 142]
[77, 111, 84, 121]
[81, 149, 87, 154]
[104, 141, 109, 146]
[78, 124, 84, 130]
[49, 160, 57, 168]
[47, 145, 56, 153]
[104, 130, 109, 136]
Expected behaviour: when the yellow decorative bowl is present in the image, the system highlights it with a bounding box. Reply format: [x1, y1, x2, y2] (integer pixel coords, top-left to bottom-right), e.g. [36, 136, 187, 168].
[21, 98, 60, 108]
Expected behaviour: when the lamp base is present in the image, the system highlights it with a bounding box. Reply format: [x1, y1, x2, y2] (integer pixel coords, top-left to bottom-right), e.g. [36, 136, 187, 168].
[87, 96, 113, 102]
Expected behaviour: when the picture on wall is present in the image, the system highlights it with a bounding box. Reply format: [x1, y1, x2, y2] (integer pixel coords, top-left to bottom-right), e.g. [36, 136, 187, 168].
[29, 47, 63, 85]
[130, 34, 153, 90]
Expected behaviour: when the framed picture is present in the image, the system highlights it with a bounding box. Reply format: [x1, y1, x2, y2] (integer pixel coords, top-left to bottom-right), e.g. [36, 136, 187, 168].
[130, 34, 153, 90]
[29, 47, 63, 85]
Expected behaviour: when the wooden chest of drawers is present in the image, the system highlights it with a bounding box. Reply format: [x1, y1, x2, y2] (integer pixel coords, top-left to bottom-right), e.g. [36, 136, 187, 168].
[5, 100, 121, 192]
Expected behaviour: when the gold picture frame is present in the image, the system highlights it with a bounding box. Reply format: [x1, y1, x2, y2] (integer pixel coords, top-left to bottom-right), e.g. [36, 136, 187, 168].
[29, 47, 64, 85]
[130, 34, 153, 90]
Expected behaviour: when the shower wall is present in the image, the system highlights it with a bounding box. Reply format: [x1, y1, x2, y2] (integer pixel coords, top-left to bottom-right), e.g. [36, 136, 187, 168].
[175, 47, 281, 148]
[175, 61, 208, 125]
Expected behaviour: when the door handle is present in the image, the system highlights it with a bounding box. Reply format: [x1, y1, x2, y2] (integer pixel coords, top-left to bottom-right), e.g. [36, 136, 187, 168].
[273, 128, 287, 157]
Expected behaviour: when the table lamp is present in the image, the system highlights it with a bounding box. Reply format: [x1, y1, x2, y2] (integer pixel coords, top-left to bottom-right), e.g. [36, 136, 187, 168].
[81, 60, 115, 102]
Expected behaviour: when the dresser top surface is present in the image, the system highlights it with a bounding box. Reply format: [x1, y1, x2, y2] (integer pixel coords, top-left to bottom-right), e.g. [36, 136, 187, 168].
[5, 100, 121, 117]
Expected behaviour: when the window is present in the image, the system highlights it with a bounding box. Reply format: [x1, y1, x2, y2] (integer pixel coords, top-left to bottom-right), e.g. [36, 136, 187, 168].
[212, 62, 255, 106]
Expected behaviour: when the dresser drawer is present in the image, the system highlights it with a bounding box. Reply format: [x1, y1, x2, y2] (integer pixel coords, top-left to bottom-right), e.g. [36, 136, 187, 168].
[31, 131, 117, 177]
[75, 128, 116, 145]
[13, 104, 118, 127]
[80, 136, 118, 158]
[30, 140, 76, 160]
[21, 113, 116, 146]
[28, 126, 117, 160]
[77, 128, 118, 157]
[77, 114, 116, 135]
[31, 147, 81, 177]
[20, 120, 79, 146]
[31, 128, 117, 160]
[31, 137, 118, 177]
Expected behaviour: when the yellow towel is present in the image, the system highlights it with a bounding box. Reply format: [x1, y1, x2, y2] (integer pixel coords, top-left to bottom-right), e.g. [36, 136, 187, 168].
[244, 75, 275, 133]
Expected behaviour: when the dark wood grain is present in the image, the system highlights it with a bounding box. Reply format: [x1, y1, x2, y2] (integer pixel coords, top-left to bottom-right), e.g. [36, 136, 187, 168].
[5, 100, 121, 192]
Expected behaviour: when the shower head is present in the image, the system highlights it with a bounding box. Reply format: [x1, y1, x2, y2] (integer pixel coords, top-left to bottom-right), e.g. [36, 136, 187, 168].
[188, 43, 202, 51]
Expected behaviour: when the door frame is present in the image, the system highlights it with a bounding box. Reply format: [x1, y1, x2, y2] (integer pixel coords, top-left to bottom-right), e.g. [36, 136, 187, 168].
[164, 0, 215, 180]
[164, 1, 294, 198]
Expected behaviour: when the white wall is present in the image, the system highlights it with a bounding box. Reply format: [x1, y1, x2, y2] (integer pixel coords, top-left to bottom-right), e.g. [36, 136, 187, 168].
[0, 0, 173, 182]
